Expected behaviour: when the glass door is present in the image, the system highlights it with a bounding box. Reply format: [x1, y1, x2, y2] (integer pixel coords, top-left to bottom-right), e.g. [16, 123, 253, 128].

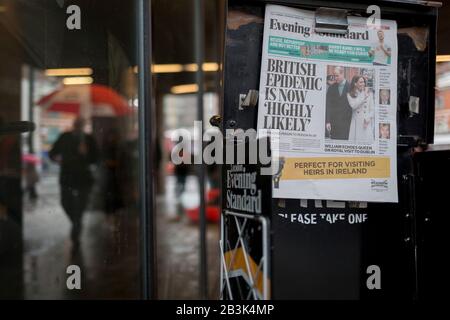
[0, 0, 143, 299]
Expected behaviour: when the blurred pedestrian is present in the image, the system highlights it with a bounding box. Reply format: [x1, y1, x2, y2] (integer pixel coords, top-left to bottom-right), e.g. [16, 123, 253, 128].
[24, 162, 39, 201]
[49, 118, 98, 249]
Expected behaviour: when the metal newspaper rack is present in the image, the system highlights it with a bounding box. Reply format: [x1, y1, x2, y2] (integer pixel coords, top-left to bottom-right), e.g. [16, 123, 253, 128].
[219, 0, 440, 299]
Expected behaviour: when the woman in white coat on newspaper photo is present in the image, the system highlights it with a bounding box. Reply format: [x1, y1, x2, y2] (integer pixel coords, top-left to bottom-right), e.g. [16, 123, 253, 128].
[347, 75, 375, 142]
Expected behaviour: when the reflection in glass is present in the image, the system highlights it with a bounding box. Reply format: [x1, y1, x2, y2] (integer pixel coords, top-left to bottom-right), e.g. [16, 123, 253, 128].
[0, 0, 140, 299]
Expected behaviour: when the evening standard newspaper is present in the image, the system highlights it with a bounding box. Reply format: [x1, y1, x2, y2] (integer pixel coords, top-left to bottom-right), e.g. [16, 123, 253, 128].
[257, 4, 398, 202]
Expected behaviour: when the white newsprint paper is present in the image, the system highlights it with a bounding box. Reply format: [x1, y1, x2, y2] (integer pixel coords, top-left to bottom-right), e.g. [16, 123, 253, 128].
[257, 5, 398, 202]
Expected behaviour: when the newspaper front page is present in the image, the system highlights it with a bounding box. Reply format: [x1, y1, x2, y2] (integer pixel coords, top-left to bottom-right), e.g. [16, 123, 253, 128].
[257, 5, 398, 202]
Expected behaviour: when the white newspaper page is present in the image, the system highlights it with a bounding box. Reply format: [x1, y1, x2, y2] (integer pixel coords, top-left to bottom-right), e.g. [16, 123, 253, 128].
[257, 5, 398, 202]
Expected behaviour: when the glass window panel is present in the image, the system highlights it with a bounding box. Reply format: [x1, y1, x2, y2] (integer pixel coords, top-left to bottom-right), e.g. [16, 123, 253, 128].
[0, 0, 140, 299]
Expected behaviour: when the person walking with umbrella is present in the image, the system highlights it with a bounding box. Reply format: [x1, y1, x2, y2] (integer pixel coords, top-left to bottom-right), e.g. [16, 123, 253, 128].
[49, 118, 99, 249]
[38, 84, 131, 248]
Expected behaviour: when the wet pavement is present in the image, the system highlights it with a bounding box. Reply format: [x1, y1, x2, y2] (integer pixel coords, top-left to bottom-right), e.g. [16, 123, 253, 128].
[18, 172, 219, 299]
[157, 176, 220, 299]
[23, 172, 140, 299]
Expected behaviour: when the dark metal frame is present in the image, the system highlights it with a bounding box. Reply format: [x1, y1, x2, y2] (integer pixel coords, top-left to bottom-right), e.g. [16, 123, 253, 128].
[233, 0, 441, 10]
[220, 0, 440, 300]
[138, 0, 157, 299]
[226, 0, 439, 145]
[194, 0, 209, 300]
[137, 0, 210, 299]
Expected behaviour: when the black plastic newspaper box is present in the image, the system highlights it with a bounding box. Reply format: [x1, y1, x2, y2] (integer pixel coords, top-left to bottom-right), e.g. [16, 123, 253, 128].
[219, 0, 440, 300]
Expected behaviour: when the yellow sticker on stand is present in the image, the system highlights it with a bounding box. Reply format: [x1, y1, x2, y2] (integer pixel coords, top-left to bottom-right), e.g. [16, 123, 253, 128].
[281, 157, 390, 180]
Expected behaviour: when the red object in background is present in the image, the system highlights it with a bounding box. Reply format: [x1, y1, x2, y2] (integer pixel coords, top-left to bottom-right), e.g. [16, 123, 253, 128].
[37, 84, 132, 117]
[207, 188, 220, 201]
[22, 153, 41, 165]
[185, 206, 220, 223]
[185, 188, 220, 223]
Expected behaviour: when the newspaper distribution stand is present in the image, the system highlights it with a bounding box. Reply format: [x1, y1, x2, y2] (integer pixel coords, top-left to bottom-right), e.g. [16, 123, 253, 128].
[220, 0, 440, 299]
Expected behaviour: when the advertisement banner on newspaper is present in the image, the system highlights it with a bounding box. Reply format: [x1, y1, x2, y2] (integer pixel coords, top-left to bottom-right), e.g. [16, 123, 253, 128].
[257, 5, 398, 202]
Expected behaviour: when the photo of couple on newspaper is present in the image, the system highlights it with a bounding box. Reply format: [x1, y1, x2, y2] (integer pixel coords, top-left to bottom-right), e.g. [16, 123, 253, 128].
[325, 66, 376, 143]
